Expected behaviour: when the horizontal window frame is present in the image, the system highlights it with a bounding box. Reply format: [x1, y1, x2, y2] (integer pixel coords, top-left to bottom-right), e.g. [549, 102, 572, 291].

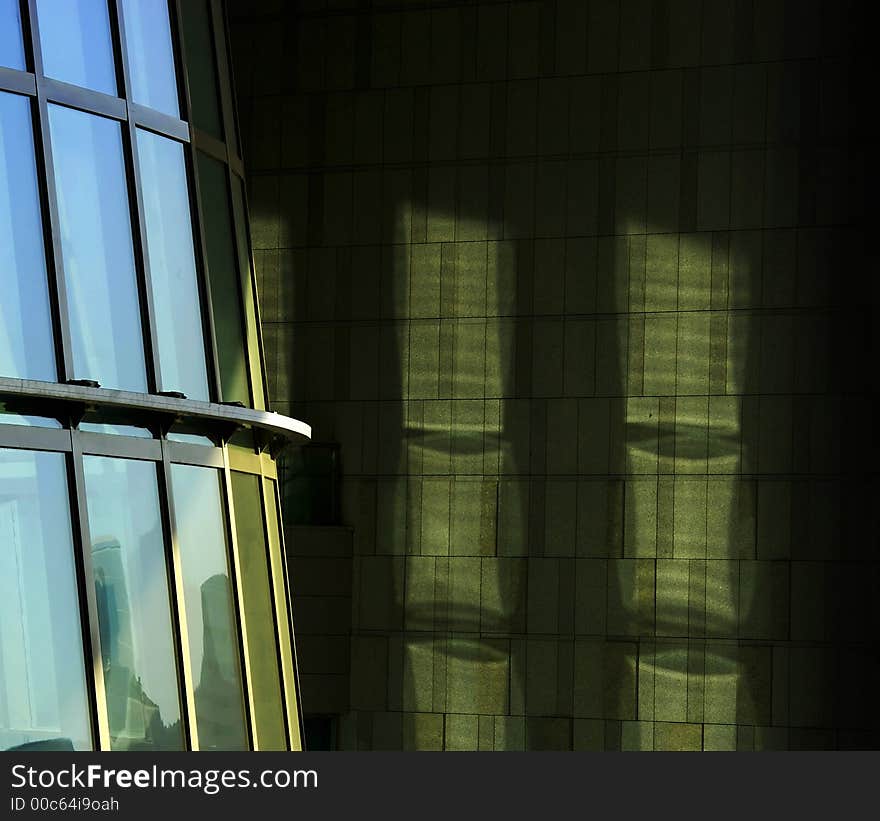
[1, 71, 191, 142]
[0, 424, 70, 452]
[77, 430, 162, 460]
[166, 439, 225, 468]
[0, 65, 35, 94]
[40, 76, 127, 121]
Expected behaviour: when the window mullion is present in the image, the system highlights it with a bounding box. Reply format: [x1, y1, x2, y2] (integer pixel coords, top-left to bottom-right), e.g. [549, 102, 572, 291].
[69, 431, 113, 751]
[221, 448, 259, 750]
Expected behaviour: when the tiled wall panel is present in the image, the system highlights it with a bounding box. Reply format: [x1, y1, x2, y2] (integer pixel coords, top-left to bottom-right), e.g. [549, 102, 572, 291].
[231, 0, 879, 749]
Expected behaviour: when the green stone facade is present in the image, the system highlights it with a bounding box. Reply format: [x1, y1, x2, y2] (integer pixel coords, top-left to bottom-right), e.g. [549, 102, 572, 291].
[230, 0, 878, 750]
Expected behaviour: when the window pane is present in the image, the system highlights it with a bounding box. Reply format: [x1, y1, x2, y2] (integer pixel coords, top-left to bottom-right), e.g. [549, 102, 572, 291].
[0, 92, 56, 381]
[49, 105, 147, 392]
[83, 456, 184, 751]
[0, 0, 25, 70]
[180, 0, 222, 139]
[137, 130, 208, 399]
[0, 448, 92, 751]
[263, 478, 300, 749]
[36, 0, 116, 95]
[0, 413, 61, 428]
[170, 464, 248, 750]
[121, 0, 179, 118]
[231, 471, 286, 750]
[166, 432, 214, 446]
[78, 423, 152, 438]
[232, 179, 265, 410]
[197, 152, 249, 405]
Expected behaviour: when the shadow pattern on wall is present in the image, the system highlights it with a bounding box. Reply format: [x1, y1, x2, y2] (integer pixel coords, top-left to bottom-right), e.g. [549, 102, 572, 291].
[231, 0, 879, 750]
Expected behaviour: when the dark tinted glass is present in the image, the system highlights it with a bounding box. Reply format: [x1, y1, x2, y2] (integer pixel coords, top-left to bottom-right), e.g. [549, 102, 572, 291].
[137, 129, 208, 399]
[197, 152, 249, 405]
[0, 448, 92, 751]
[171, 464, 248, 750]
[0, 0, 26, 70]
[121, 0, 179, 117]
[0, 92, 56, 381]
[263, 478, 299, 748]
[49, 105, 146, 392]
[36, 0, 116, 95]
[231, 471, 286, 750]
[83, 456, 184, 751]
[232, 179, 265, 410]
[179, 0, 222, 139]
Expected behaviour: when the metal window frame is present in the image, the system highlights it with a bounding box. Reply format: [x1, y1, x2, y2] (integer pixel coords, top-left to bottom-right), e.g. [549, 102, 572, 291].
[220, 449, 261, 748]
[224, 464, 290, 750]
[0, 413, 306, 751]
[68, 433, 112, 751]
[262, 475, 307, 751]
[2, 0, 234, 400]
[0, 0, 307, 752]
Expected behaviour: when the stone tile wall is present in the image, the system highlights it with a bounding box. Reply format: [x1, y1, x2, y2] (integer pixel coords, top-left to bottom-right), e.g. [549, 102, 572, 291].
[231, 0, 879, 749]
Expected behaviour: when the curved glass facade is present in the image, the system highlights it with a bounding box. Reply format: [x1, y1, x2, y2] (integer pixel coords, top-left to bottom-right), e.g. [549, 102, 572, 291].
[0, 0, 305, 751]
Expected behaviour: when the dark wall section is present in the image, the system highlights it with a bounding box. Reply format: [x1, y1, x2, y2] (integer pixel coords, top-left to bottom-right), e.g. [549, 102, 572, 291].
[230, 0, 879, 750]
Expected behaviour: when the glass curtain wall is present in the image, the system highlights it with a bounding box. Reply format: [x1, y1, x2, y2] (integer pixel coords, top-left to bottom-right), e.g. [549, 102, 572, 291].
[0, 0, 267, 406]
[0, 448, 91, 751]
[0, 0, 303, 751]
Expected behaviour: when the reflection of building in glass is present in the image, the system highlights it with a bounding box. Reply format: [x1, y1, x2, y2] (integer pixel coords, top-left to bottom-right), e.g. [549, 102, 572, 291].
[1, 0, 307, 751]
[92, 535, 180, 751]
[6, 0, 875, 755]
[195, 574, 247, 750]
